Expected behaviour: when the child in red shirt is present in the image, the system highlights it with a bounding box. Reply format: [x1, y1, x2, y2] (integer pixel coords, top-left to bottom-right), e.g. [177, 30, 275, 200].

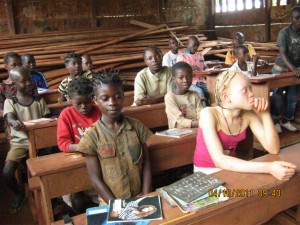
[57, 76, 101, 213]
[58, 76, 101, 152]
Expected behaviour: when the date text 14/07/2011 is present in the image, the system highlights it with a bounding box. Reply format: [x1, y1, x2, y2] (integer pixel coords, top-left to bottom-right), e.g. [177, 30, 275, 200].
[208, 188, 281, 198]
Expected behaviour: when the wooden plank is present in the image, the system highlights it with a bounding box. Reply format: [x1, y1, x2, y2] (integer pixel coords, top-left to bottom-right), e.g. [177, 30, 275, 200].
[265, 0, 272, 42]
[5, 0, 15, 35]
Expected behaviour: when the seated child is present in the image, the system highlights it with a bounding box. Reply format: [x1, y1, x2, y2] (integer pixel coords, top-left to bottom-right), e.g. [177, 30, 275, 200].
[177, 36, 215, 106]
[21, 53, 48, 89]
[0, 52, 22, 111]
[3, 67, 50, 213]
[134, 45, 172, 106]
[193, 71, 296, 181]
[77, 72, 152, 204]
[58, 76, 101, 152]
[225, 32, 256, 65]
[82, 54, 93, 80]
[165, 62, 203, 128]
[57, 76, 101, 213]
[162, 37, 182, 67]
[229, 45, 259, 77]
[58, 52, 83, 101]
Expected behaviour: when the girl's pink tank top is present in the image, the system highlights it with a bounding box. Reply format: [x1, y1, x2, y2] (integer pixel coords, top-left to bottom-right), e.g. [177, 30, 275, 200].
[193, 127, 246, 168]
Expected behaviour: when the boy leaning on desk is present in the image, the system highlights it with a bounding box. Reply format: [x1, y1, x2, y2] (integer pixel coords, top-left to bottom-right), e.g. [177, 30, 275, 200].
[3, 67, 50, 213]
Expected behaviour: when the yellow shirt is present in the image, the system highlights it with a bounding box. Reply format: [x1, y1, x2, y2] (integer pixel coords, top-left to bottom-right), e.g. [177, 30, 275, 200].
[77, 116, 152, 199]
[164, 91, 202, 129]
[225, 44, 256, 65]
[133, 66, 173, 104]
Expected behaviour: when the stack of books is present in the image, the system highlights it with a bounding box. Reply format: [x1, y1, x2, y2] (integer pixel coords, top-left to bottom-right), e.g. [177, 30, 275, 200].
[160, 172, 229, 213]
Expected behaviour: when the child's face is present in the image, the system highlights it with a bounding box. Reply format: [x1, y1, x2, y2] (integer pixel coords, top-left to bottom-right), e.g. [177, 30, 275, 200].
[144, 49, 162, 74]
[5, 57, 22, 73]
[82, 56, 93, 72]
[187, 39, 199, 54]
[22, 56, 36, 73]
[233, 34, 244, 46]
[66, 58, 82, 78]
[235, 48, 250, 61]
[70, 93, 94, 115]
[291, 10, 300, 31]
[13, 70, 35, 95]
[226, 75, 254, 110]
[169, 39, 179, 54]
[94, 84, 124, 119]
[173, 68, 192, 93]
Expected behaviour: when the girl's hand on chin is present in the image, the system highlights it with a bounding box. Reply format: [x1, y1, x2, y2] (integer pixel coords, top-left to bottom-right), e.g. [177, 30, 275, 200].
[254, 98, 268, 112]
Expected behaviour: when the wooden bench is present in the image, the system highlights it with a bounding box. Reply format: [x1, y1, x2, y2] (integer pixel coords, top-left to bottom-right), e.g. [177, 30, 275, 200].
[51, 143, 300, 225]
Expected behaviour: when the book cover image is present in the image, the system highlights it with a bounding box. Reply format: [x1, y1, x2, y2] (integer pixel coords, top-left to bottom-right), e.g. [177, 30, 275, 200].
[107, 196, 162, 223]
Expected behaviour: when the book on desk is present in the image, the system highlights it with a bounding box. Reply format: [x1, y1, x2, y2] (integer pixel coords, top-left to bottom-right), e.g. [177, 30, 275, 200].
[160, 172, 227, 213]
[156, 128, 196, 138]
[107, 196, 162, 223]
[23, 117, 57, 125]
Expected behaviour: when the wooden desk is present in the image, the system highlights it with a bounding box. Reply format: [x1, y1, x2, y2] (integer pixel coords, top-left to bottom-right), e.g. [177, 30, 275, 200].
[25, 120, 58, 158]
[205, 71, 300, 105]
[52, 143, 300, 225]
[123, 103, 168, 129]
[27, 133, 196, 225]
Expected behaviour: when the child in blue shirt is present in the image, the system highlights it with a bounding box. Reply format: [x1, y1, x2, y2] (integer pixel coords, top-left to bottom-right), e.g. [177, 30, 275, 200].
[21, 53, 48, 89]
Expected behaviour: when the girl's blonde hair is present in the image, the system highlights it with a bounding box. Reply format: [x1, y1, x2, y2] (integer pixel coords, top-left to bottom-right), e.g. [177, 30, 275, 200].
[214, 71, 244, 106]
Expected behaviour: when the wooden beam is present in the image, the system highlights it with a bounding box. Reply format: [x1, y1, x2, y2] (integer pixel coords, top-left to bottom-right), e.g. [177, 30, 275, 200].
[90, 0, 97, 28]
[5, 0, 15, 35]
[265, 0, 272, 42]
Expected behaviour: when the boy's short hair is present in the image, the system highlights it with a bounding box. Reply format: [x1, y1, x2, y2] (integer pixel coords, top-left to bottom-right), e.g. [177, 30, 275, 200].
[233, 45, 249, 56]
[21, 53, 34, 63]
[143, 45, 162, 58]
[68, 76, 94, 97]
[4, 52, 21, 65]
[188, 36, 199, 45]
[172, 62, 192, 77]
[291, 5, 300, 14]
[64, 52, 82, 64]
[93, 68, 123, 92]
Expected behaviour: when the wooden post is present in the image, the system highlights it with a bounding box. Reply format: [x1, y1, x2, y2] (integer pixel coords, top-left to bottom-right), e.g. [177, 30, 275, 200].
[209, 0, 217, 40]
[265, 0, 271, 42]
[5, 0, 15, 35]
[90, 0, 97, 28]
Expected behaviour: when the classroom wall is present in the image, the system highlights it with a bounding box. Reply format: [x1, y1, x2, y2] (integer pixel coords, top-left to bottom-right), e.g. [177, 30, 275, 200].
[215, 5, 292, 42]
[0, 0, 210, 35]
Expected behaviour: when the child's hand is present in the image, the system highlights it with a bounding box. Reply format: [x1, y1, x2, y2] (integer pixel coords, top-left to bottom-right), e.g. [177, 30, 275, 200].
[253, 98, 268, 112]
[135, 96, 152, 106]
[258, 59, 269, 67]
[293, 68, 300, 78]
[212, 64, 222, 70]
[268, 161, 296, 181]
[12, 120, 26, 131]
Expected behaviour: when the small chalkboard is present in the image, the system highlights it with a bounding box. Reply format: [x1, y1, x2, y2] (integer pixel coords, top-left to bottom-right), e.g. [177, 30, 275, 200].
[162, 172, 224, 203]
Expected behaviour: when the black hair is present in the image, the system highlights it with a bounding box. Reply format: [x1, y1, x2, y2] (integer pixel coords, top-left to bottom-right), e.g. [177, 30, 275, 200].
[143, 45, 162, 58]
[234, 32, 245, 39]
[21, 53, 34, 63]
[172, 62, 192, 77]
[233, 45, 249, 56]
[4, 52, 21, 65]
[93, 68, 123, 92]
[291, 5, 300, 14]
[64, 52, 82, 64]
[187, 36, 199, 45]
[68, 76, 94, 97]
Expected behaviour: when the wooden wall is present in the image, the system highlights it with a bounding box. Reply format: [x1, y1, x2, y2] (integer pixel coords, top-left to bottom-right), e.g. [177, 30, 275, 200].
[215, 4, 293, 42]
[0, 0, 210, 35]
